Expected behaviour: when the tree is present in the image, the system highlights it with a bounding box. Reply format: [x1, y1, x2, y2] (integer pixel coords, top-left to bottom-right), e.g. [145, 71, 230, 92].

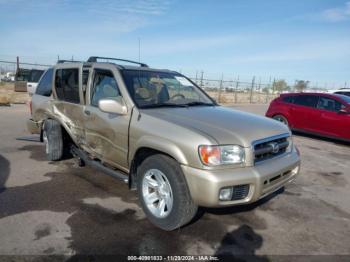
[272, 79, 288, 93]
[295, 80, 309, 92]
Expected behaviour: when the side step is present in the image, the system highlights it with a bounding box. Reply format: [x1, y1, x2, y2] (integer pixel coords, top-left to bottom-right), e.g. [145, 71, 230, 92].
[71, 146, 129, 183]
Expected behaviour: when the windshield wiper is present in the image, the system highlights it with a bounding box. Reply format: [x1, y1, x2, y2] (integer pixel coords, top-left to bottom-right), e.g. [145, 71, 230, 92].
[183, 101, 215, 107]
[140, 103, 188, 109]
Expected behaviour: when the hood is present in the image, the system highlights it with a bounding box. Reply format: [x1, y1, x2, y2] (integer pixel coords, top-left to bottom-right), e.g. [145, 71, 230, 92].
[141, 106, 290, 147]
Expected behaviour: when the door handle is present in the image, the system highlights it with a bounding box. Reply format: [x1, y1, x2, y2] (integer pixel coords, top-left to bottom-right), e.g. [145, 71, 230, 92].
[84, 109, 91, 116]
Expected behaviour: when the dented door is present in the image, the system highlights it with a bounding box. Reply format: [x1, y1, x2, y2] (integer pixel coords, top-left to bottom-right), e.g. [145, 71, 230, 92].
[83, 67, 130, 171]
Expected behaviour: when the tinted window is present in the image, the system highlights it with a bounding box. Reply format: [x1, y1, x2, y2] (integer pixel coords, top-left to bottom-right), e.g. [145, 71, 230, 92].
[317, 97, 342, 112]
[29, 70, 44, 83]
[55, 68, 80, 104]
[35, 68, 53, 97]
[282, 96, 294, 103]
[91, 70, 120, 107]
[294, 95, 318, 108]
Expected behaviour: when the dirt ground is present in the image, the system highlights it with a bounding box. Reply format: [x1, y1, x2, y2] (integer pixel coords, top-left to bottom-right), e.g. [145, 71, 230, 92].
[0, 83, 29, 105]
[0, 104, 349, 260]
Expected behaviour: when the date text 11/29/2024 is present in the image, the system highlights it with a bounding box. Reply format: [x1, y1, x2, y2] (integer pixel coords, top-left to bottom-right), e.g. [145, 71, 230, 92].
[127, 255, 219, 261]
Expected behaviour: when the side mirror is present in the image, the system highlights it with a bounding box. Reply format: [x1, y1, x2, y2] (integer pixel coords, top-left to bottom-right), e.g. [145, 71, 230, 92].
[98, 97, 128, 115]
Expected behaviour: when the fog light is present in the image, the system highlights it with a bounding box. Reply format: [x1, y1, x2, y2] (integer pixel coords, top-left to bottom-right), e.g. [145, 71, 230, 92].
[219, 187, 233, 201]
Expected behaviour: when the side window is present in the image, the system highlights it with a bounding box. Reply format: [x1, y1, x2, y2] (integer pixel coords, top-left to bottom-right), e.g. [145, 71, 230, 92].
[317, 97, 342, 112]
[54, 68, 80, 104]
[294, 95, 318, 108]
[282, 96, 294, 104]
[91, 70, 120, 107]
[35, 68, 53, 97]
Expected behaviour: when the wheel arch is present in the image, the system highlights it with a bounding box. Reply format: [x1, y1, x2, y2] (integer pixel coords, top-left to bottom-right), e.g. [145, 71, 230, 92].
[129, 141, 187, 190]
[41, 115, 77, 147]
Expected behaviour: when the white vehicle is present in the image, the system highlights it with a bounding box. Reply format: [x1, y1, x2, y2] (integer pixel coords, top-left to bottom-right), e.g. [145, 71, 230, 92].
[328, 88, 350, 97]
[27, 69, 45, 95]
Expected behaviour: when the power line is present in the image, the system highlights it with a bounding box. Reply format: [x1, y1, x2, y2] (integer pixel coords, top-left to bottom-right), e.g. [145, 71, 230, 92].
[0, 60, 52, 67]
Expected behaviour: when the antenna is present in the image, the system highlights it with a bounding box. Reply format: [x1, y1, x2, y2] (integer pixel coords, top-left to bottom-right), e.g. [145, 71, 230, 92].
[138, 37, 141, 64]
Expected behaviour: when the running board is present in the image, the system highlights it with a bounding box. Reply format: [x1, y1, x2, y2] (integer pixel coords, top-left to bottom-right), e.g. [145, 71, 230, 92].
[71, 146, 129, 183]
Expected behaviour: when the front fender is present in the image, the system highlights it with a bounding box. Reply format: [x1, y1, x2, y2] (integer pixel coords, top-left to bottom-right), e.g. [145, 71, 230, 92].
[131, 135, 189, 166]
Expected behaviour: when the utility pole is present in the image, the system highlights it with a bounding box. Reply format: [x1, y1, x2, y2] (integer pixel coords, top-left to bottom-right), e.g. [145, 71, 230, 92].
[16, 56, 20, 74]
[235, 76, 239, 104]
[138, 37, 141, 63]
[249, 76, 255, 103]
[218, 73, 224, 103]
[200, 71, 204, 88]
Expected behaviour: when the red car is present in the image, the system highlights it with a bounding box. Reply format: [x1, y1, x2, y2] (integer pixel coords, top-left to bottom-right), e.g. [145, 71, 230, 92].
[266, 93, 350, 142]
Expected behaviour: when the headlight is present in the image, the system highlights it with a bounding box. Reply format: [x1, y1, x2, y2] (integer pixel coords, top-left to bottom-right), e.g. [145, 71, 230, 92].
[199, 145, 245, 166]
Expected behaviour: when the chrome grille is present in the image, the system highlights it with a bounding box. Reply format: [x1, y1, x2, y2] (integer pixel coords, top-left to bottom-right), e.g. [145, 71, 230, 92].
[253, 134, 290, 163]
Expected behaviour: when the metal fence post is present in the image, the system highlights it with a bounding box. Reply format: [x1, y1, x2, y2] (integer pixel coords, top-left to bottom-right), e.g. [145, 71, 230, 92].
[249, 76, 255, 103]
[235, 76, 239, 104]
[266, 76, 271, 103]
[200, 71, 204, 88]
[218, 74, 223, 103]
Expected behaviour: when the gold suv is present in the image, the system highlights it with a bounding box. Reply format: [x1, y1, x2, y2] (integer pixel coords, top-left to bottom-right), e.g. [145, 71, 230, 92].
[27, 56, 300, 230]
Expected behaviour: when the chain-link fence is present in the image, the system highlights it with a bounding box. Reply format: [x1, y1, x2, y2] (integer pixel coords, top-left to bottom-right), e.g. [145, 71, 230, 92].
[190, 77, 278, 104]
[1, 57, 336, 104]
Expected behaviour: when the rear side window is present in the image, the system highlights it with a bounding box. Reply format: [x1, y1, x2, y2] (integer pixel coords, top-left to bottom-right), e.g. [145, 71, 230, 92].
[317, 97, 342, 112]
[294, 95, 318, 108]
[35, 68, 53, 97]
[282, 96, 294, 103]
[55, 68, 80, 104]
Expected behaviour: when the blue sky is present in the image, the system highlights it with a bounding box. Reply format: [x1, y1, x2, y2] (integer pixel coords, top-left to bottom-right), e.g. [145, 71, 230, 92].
[0, 0, 349, 87]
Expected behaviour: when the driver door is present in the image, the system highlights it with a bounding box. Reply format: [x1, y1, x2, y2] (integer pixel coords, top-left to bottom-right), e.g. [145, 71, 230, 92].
[83, 67, 130, 170]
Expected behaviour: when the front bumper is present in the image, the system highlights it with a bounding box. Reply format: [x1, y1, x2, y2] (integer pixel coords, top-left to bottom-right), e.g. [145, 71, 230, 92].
[181, 148, 300, 207]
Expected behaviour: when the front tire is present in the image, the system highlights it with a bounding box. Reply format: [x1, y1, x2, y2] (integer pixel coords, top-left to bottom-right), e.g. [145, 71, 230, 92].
[43, 119, 64, 161]
[137, 154, 198, 231]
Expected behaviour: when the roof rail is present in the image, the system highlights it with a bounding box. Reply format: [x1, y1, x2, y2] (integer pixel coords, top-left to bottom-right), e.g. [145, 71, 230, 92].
[87, 56, 148, 67]
[57, 60, 83, 64]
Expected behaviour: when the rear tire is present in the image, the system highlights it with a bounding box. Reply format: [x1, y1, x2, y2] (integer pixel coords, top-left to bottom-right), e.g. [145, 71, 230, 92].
[43, 119, 64, 161]
[273, 114, 289, 127]
[137, 154, 198, 231]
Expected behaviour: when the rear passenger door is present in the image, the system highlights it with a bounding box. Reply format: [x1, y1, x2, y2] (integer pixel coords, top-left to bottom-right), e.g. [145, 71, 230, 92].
[52, 65, 86, 146]
[292, 95, 319, 132]
[32, 68, 54, 121]
[83, 67, 130, 171]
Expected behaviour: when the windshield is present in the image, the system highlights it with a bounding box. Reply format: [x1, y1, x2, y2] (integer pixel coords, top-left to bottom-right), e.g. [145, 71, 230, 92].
[335, 94, 350, 103]
[121, 70, 215, 108]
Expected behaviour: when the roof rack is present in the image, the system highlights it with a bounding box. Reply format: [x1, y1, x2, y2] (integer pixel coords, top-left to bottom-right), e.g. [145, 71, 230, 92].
[57, 60, 83, 64]
[87, 56, 148, 67]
